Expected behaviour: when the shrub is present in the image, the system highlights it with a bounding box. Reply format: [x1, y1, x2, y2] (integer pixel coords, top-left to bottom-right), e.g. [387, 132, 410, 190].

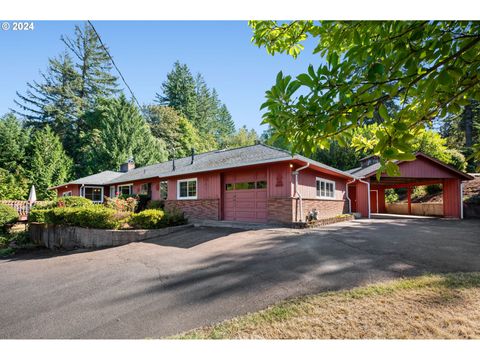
[56, 196, 92, 208]
[30, 206, 129, 229]
[161, 207, 188, 227]
[385, 189, 399, 204]
[104, 196, 138, 213]
[146, 200, 164, 210]
[33, 201, 56, 209]
[0, 203, 19, 232]
[129, 209, 165, 229]
[29, 209, 54, 223]
[135, 194, 151, 212]
[0, 234, 9, 248]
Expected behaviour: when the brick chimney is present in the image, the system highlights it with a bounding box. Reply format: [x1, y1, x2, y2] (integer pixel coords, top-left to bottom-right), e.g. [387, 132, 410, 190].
[120, 158, 135, 172]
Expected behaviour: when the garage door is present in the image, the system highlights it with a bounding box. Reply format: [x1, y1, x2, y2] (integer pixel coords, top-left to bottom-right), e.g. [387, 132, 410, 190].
[223, 170, 267, 222]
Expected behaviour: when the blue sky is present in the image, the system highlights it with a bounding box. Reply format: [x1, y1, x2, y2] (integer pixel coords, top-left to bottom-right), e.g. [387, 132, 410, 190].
[0, 21, 323, 133]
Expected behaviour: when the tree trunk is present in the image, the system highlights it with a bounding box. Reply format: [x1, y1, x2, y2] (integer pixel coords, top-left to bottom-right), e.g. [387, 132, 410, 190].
[463, 104, 473, 147]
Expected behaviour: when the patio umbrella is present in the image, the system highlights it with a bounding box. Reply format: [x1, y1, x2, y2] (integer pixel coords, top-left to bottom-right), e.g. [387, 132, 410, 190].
[28, 185, 37, 205]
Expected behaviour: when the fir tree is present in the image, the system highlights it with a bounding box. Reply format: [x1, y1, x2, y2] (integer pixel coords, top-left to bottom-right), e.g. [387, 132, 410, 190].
[80, 95, 168, 176]
[27, 126, 73, 200]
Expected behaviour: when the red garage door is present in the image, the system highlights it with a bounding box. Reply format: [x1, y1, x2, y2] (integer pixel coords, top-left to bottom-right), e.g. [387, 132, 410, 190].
[223, 170, 267, 222]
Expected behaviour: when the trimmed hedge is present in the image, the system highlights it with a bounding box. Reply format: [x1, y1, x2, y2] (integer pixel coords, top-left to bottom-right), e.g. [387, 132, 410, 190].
[129, 209, 165, 229]
[29, 206, 130, 229]
[0, 203, 19, 231]
[56, 196, 92, 208]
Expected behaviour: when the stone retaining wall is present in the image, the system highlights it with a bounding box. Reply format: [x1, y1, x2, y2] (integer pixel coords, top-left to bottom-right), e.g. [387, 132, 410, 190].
[29, 223, 193, 250]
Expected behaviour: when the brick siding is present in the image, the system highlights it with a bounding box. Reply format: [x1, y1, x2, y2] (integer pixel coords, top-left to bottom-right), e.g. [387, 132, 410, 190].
[267, 198, 294, 224]
[165, 199, 220, 220]
[299, 198, 349, 221]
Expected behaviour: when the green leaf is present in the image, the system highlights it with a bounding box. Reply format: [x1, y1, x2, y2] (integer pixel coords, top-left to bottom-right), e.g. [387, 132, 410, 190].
[378, 103, 389, 120]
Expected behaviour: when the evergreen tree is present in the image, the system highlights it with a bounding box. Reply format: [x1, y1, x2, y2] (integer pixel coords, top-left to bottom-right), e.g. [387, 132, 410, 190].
[216, 103, 235, 141]
[61, 22, 119, 108]
[14, 52, 83, 140]
[0, 113, 30, 172]
[27, 126, 73, 200]
[155, 61, 197, 122]
[80, 95, 168, 176]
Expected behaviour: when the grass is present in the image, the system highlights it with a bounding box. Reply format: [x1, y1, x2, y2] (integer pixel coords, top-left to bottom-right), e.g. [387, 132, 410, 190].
[175, 273, 480, 339]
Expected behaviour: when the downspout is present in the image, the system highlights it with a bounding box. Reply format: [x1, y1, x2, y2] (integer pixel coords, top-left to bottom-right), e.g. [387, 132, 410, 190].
[460, 181, 464, 219]
[345, 178, 356, 213]
[357, 178, 371, 219]
[293, 162, 310, 222]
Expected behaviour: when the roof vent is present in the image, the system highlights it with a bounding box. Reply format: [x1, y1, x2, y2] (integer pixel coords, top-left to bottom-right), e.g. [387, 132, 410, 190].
[191, 148, 195, 164]
[120, 158, 135, 172]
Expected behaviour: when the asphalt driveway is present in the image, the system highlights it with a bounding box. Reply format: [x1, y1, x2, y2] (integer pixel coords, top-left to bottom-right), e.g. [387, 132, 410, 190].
[0, 218, 479, 339]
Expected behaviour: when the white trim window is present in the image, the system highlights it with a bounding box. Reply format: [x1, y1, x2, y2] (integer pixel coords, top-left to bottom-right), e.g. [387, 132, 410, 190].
[109, 186, 116, 198]
[117, 184, 133, 196]
[62, 191, 72, 197]
[160, 180, 168, 200]
[83, 186, 104, 203]
[177, 178, 197, 200]
[316, 177, 336, 199]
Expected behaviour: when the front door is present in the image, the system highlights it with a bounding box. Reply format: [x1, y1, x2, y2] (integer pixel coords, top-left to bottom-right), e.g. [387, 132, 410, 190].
[223, 169, 267, 222]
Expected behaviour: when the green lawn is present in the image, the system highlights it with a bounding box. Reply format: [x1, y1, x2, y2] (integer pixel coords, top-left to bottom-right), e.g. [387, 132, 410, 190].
[175, 273, 480, 339]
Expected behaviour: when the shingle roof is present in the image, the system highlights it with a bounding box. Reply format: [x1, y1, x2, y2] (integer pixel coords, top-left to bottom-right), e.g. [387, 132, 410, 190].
[105, 144, 295, 184]
[346, 162, 382, 178]
[54, 144, 356, 188]
[50, 171, 123, 189]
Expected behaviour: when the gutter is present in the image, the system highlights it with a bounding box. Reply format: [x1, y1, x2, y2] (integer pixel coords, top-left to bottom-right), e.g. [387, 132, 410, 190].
[460, 181, 464, 219]
[357, 178, 371, 219]
[292, 162, 310, 222]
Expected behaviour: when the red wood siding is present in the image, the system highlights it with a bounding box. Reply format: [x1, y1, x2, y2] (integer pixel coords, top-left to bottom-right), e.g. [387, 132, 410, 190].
[297, 168, 347, 200]
[56, 184, 80, 197]
[443, 179, 461, 218]
[267, 163, 292, 198]
[166, 173, 221, 200]
[355, 181, 370, 218]
[398, 157, 457, 178]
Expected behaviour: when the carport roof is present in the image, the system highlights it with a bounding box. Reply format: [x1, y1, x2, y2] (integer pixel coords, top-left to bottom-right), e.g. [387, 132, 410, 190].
[347, 152, 473, 181]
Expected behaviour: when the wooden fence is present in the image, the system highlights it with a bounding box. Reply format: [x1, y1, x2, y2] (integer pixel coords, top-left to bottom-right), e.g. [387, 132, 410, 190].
[385, 202, 443, 216]
[0, 200, 48, 221]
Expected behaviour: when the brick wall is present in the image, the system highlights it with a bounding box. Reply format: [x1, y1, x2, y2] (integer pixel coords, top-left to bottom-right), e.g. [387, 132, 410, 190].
[165, 199, 220, 220]
[300, 198, 349, 221]
[267, 198, 294, 224]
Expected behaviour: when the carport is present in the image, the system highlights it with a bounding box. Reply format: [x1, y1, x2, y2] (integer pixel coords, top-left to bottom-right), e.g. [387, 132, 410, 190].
[347, 153, 473, 219]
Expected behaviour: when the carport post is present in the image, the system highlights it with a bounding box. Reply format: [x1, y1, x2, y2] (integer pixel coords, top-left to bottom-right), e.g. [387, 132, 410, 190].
[407, 187, 412, 215]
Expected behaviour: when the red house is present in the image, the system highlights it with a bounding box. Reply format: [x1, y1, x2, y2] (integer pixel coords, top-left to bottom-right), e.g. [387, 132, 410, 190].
[50, 144, 472, 223]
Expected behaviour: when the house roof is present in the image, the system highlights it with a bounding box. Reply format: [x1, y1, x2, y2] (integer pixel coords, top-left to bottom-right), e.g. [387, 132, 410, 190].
[53, 144, 356, 189]
[103, 144, 355, 184]
[49, 171, 123, 189]
[346, 152, 474, 180]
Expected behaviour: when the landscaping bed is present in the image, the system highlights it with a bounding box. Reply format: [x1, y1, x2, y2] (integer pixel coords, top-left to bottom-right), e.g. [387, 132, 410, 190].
[176, 272, 480, 339]
[27, 196, 189, 249]
[292, 214, 354, 229]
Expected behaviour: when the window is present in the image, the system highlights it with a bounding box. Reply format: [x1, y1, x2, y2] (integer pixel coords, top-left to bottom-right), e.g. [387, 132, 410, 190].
[62, 191, 72, 197]
[177, 178, 197, 199]
[109, 186, 116, 198]
[160, 181, 168, 200]
[83, 186, 103, 203]
[256, 180, 267, 189]
[139, 183, 152, 197]
[225, 183, 234, 191]
[118, 184, 133, 196]
[235, 182, 255, 190]
[316, 178, 335, 199]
